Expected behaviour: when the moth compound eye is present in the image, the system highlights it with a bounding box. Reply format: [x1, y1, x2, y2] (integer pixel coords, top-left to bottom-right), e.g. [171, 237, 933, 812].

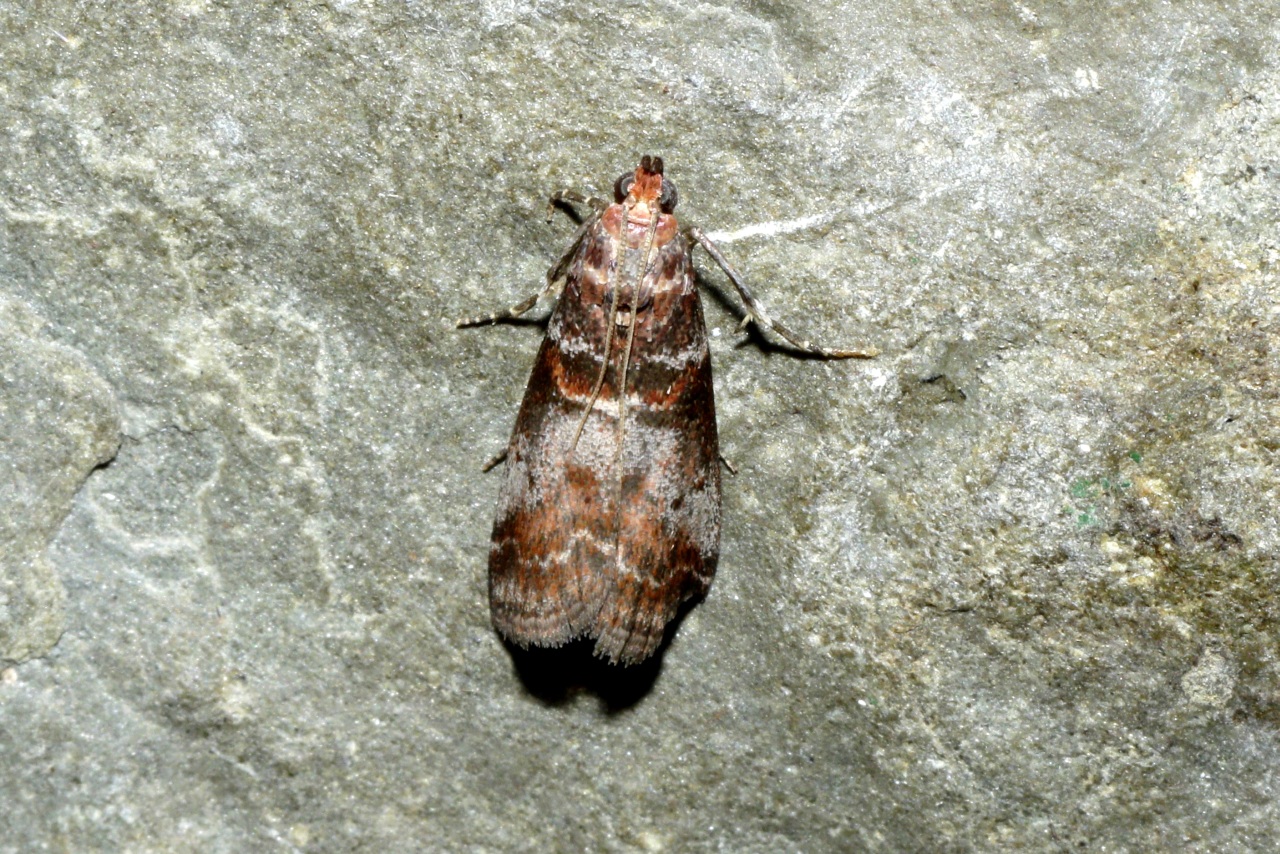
[659, 178, 679, 213]
[614, 173, 635, 202]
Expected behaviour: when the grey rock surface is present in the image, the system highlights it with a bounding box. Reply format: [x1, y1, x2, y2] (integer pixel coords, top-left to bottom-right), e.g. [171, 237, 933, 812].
[1, 1, 1277, 851]
[0, 296, 119, 663]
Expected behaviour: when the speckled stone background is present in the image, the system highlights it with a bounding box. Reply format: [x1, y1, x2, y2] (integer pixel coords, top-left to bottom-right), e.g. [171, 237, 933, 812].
[2, 1, 1277, 851]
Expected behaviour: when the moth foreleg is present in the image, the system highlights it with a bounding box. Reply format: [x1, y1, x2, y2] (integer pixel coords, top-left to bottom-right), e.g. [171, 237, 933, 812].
[455, 287, 548, 328]
[540, 208, 602, 299]
[481, 448, 508, 473]
[545, 189, 608, 222]
[456, 216, 597, 329]
[686, 225, 880, 359]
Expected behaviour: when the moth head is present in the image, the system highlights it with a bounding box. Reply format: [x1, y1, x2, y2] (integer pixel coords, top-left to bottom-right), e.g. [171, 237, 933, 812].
[614, 155, 679, 213]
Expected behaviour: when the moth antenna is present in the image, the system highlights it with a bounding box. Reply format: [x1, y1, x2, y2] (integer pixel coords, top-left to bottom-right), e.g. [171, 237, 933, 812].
[569, 315, 617, 454]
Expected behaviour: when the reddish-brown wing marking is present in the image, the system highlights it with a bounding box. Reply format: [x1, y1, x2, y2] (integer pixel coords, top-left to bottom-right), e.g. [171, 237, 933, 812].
[487, 157, 719, 665]
[460, 156, 877, 665]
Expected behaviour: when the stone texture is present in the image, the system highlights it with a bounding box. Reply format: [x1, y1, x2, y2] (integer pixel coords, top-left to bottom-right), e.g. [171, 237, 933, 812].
[0, 296, 119, 663]
[1, 1, 1277, 851]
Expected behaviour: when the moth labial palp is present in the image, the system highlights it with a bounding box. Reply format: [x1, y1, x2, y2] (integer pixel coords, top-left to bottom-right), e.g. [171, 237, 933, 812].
[458, 155, 878, 665]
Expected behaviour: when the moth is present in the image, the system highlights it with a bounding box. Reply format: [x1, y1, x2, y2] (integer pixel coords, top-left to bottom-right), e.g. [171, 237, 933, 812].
[461, 156, 877, 665]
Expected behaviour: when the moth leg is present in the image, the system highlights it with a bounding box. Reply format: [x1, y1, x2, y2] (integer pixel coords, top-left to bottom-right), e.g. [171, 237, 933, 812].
[686, 226, 880, 359]
[718, 453, 738, 476]
[455, 287, 547, 328]
[541, 208, 603, 297]
[456, 206, 604, 328]
[481, 448, 508, 473]
[546, 189, 608, 222]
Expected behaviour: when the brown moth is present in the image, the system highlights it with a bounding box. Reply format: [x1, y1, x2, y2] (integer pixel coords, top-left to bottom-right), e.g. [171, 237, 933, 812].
[460, 156, 876, 665]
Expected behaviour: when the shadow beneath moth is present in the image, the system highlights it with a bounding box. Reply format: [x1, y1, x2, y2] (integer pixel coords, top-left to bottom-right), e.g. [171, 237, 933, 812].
[460, 156, 877, 667]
